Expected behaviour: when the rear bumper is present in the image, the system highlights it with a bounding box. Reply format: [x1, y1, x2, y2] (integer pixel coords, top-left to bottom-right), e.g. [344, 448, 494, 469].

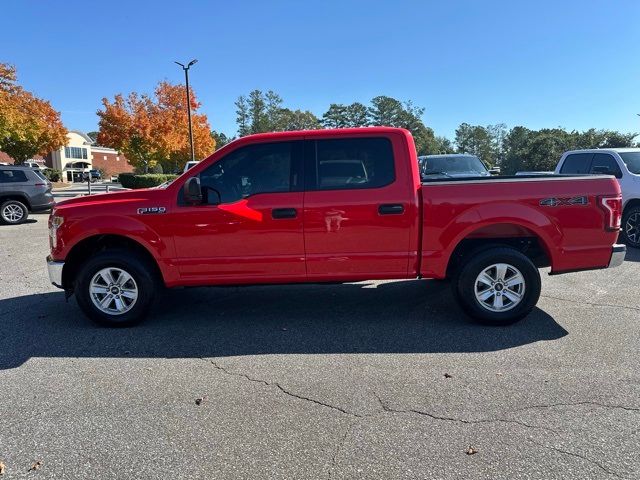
[608, 244, 626, 268]
[31, 192, 55, 212]
[46, 256, 64, 288]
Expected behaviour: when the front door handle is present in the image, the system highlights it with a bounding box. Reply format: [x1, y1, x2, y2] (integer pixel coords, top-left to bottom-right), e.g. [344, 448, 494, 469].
[272, 208, 297, 219]
[378, 204, 404, 215]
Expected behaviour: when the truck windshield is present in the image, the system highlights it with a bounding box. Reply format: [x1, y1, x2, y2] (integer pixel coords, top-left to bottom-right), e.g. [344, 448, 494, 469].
[420, 155, 489, 178]
[619, 152, 640, 174]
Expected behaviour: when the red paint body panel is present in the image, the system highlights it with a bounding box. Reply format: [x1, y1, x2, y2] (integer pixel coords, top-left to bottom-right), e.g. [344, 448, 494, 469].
[49, 128, 621, 289]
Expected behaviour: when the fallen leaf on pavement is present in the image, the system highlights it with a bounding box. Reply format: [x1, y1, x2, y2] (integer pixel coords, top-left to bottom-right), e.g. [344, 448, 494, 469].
[444, 373, 452, 378]
[29, 460, 43, 471]
[0, 461, 6, 475]
[195, 396, 207, 406]
[466, 446, 478, 455]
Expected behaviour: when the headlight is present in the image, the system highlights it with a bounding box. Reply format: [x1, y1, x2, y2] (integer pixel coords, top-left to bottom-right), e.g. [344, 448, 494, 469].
[49, 215, 64, 249]
[50, 215, 64, 228]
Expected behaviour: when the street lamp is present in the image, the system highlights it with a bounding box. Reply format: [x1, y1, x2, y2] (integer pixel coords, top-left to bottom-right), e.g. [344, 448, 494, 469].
[174, 59, 198, 163]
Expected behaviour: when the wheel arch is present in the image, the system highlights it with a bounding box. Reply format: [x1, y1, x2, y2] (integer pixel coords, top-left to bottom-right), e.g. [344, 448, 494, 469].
[623, 198, 640, 215]
[62, 234, 165, 291]
[0, 194, 32, 210]
[445, 222, 553, 278]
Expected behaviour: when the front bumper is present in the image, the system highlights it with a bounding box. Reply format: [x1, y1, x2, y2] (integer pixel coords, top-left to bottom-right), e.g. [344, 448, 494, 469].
[46, 256, 64, 288]
[608, 244, 626, 268]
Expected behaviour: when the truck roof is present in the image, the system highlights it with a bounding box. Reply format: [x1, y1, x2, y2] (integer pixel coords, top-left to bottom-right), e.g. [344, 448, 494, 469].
[239, 126, 411, 142]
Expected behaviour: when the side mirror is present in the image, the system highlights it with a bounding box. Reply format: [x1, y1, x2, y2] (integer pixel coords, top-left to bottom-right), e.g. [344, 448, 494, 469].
[183, 176, 202, 205]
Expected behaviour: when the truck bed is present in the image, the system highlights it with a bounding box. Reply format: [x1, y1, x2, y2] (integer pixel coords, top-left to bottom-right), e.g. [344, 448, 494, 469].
[419, 174, 621, 278]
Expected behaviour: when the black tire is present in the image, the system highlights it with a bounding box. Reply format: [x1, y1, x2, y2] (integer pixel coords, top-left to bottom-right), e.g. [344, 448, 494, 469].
[0, 199, 29, 225]
[621, 206, 640, 249]
[453, 247, 541, 326]
[74, 249, 157, 327]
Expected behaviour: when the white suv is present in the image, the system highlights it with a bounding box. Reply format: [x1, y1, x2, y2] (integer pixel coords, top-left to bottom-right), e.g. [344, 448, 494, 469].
[555, 148, 640, 248]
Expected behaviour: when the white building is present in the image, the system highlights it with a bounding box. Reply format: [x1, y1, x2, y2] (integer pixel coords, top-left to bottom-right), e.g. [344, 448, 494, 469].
[45, 131, 93, 182]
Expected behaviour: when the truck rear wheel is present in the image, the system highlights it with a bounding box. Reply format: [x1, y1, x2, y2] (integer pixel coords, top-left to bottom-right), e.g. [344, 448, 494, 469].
[453, 247, 541, 326]
[74, 249, 157, 327]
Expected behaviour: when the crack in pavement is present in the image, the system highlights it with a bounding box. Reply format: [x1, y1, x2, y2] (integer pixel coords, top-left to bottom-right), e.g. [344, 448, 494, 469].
[372, 392, 559, 434]
[540, 294, 640, 313]
[508, 401, 640, 415]
[527, 438, 624, 479]
[202, 358, 636, 478]
[327, 421, 357, 480]
[203, 358, 364, 418]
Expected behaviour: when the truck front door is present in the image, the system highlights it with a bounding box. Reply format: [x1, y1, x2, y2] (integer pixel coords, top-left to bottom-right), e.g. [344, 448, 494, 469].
[172, 141, 306, 283]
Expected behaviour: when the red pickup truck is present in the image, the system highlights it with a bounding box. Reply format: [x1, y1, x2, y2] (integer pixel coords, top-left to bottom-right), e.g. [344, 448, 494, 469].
[46, 128, 625, 327]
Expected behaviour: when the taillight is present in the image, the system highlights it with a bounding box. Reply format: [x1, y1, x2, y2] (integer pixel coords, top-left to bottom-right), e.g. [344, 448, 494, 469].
[599, 195, 622, 231]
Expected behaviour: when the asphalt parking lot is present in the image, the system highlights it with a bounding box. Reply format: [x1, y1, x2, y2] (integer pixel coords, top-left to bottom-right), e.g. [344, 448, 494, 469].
[0, 213, 638, 479]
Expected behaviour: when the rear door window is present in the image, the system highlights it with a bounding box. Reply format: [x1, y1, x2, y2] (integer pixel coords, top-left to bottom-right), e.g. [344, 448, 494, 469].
[559, 153, 593, 174]
[310, 137, 395, 190]
[0, 169, 29, 183]
[589, 153, 622, 178]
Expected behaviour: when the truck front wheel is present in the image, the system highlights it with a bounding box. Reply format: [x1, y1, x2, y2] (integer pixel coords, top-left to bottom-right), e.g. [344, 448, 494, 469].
[453, 247, 541, 326]
[74, 249, 157, 327]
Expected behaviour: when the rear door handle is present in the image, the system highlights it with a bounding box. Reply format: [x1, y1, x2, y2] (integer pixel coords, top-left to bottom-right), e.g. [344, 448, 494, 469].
[378, 204, 405, 215]
[272, 208, 297, 219]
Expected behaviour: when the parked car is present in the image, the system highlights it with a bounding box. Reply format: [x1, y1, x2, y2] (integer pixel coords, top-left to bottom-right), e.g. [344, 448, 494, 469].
[183, 161, 200, 173]
[418, 154, 491, 179]
[554, 148, 640, 248]
[23, 161, 44, 170]
[46, 127, 624, 327]
[82, 169, 102, 182]
[0, 165, 54, 224]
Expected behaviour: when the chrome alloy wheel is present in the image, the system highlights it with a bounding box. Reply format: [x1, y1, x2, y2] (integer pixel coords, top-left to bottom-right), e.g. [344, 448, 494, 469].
[2, 204, 25, 222]
[89, 267, 138, 315]
[625, 212, 639, 245]
[474, 263, 526, 313]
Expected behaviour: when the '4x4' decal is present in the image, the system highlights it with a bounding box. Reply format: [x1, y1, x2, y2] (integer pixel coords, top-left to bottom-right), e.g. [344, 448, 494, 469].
[539, 196, 588, 207]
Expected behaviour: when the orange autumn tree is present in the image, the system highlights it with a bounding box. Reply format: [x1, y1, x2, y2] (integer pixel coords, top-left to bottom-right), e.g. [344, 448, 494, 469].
[97, 81, 215, 173]
[0, 63, 68, 164]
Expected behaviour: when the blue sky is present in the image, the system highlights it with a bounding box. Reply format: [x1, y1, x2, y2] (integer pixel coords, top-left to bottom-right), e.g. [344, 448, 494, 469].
[3, 0, 639, 140]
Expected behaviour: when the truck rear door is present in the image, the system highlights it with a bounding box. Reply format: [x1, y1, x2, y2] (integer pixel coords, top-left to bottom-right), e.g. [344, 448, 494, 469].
[302, 134, 418, 279]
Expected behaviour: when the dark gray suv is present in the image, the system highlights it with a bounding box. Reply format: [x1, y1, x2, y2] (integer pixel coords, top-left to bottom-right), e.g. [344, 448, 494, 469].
[0, 166, 55, 224]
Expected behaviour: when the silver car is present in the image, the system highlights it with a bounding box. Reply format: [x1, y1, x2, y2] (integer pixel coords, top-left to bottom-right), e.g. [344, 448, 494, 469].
[0, 166, 55, 224]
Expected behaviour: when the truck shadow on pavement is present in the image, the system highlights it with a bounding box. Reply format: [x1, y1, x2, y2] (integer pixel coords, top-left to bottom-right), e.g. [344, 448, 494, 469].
[0, 279, 567, 370]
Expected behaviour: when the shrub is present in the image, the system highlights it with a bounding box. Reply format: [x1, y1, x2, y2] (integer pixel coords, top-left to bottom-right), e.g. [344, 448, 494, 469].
[152, 163, 164, 174]
[43, 168, 62, 182]
[118, 173, 178, 189]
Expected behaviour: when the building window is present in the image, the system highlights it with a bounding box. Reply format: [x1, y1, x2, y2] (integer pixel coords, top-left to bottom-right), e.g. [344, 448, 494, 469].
[116, 156, 120, 161]
[64, 146, 88, 159]
[104, 155, 107, 160]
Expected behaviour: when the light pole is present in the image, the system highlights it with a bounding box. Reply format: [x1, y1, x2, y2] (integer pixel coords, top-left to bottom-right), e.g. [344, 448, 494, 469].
[175, 59, 198, 163]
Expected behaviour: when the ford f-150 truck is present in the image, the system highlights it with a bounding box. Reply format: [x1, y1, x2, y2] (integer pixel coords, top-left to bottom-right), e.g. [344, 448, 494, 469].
[46, 128, 626, 327]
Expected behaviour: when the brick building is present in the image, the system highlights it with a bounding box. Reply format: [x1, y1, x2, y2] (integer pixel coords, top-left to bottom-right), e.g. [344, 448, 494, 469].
[90, 145, 134, 180]
[1, 131, 134, 182]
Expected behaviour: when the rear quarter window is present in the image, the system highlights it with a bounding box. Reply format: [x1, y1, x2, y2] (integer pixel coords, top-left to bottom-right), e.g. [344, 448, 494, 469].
[313, 137, 395, 190]
[0, 169, 29, 183]
[559, 153, 593, 174]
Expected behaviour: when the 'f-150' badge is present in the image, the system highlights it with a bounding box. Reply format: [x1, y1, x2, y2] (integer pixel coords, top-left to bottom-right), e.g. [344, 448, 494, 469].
[539, 196, 588, 207]
[137, 207, 166, 215]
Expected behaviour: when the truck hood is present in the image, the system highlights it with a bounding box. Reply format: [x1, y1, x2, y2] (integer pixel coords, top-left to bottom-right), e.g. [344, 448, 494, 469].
[54, 188, 165, 211]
